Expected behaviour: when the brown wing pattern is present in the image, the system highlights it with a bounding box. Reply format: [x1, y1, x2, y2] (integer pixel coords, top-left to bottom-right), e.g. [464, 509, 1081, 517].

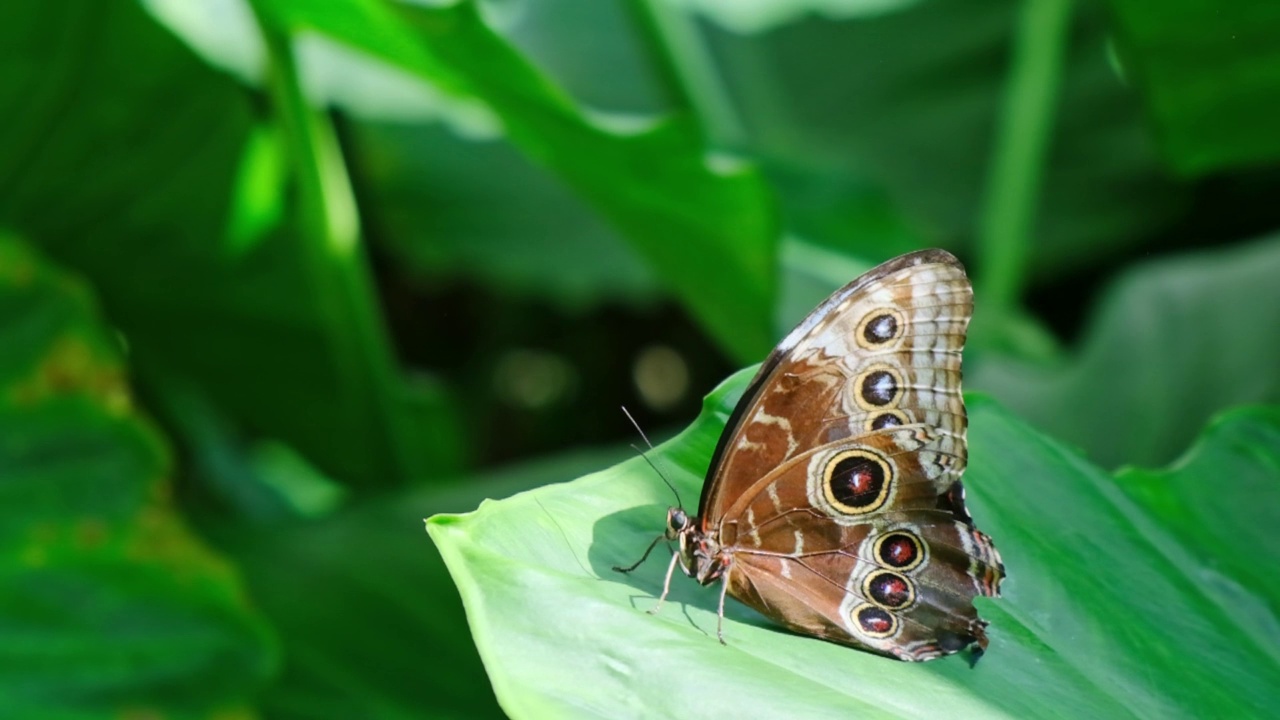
[716, 427, 1001, 660]
[700, 249, 972, 527]
[703, 249, 1003, 660]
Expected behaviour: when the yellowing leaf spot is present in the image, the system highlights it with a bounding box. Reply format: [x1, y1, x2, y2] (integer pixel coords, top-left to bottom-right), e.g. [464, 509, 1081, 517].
[8, 333, 132, 413]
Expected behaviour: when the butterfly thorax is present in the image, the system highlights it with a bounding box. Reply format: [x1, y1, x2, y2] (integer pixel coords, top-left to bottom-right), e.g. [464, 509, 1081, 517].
[665, 507, 731, 586]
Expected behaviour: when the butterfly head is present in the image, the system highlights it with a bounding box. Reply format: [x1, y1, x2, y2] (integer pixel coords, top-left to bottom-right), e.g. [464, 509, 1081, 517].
[665, 507, 729, 586]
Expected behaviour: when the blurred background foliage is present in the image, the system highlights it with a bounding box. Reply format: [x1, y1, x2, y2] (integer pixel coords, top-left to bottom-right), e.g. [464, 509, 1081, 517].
[2, 0, 1279, 717]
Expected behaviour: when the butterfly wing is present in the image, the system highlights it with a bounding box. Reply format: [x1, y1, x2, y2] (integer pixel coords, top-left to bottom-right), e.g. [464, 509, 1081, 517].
[719, 426, 1002, 660]
[702, 249, 1003, 660]
[700, 249, 970, 525]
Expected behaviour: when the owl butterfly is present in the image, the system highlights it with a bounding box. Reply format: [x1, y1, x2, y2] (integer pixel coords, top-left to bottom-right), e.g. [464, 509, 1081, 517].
[616, 249, 1004, 663]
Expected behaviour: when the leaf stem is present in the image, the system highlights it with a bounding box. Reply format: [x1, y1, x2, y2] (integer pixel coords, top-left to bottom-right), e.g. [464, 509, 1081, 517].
[976, 0, 1074, 320]
[254, 16, 434, 488]
[630, 0, 747, 147]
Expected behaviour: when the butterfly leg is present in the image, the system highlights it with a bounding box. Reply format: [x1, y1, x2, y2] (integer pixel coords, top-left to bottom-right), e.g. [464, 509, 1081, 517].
[716, 571, 730, 644]
[648, 550, 681, 615]
[612, 534, 665, 574]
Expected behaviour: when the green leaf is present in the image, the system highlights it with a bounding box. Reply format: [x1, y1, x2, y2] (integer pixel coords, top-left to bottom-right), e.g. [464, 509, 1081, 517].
[968, 233, 1280, 468]
[698, 0, 1182, 278]
[0, 0, 456, 489]
[429, 368, 1280, 718]
[218, 446, 635, 719]
[247, 0, 780, 362]
[665, 0, 925, 34]
[1115, 408, 1280, 614]
[347, 122, 662, 310]
[0, 234, 275, 717]
[148, 1, 676, 309]
[1106, 0, 1280, 175]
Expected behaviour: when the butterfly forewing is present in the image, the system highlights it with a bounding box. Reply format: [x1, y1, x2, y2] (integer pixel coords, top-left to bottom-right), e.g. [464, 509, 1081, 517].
[696, 249, 1003, 661]
[701, 250, 972, 526]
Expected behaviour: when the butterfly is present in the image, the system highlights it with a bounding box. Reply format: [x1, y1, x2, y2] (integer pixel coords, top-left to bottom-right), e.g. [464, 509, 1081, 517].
[615, 249, 1004, 662]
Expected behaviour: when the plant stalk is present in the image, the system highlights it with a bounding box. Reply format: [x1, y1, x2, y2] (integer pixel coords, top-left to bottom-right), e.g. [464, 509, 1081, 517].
[976, 0, 1074, 320]
[255, 14, 430, 488]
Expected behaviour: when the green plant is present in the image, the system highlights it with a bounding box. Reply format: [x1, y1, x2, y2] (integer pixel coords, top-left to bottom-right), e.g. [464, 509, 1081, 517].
[430, 370, 1280, 718]
[2, 0, 1279, 717]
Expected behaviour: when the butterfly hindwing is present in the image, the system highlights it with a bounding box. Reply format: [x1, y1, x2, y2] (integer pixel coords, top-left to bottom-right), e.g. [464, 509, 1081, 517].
[727, 518, 1001, 660]
[715, 423, 995, 659]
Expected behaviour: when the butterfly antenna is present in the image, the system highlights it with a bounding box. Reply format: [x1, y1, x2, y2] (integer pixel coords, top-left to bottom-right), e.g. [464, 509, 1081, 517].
[621, 405, 654, 449]
[631, 444, 684, 510]
[621, 406, 684, 509]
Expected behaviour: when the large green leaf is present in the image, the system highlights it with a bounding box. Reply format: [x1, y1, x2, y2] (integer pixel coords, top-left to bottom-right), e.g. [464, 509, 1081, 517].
[1115, 412, 1280, 614]
[429, 368, 1280, 718]
[968, 233, 1280, 469]
[697, 0, 1182, 278]
[148, 0, 676, 309]
[0, 234, 275, 717]
[1106, 0, 1280, 175]
[214, 446, 632, 719]
[247, 0, 780, 363]
[347, 122, 661, 310]
[0, 0, 451, 490]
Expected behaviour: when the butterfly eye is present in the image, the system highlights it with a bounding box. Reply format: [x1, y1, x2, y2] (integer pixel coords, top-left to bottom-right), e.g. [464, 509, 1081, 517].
[668, 508, 688, 534]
